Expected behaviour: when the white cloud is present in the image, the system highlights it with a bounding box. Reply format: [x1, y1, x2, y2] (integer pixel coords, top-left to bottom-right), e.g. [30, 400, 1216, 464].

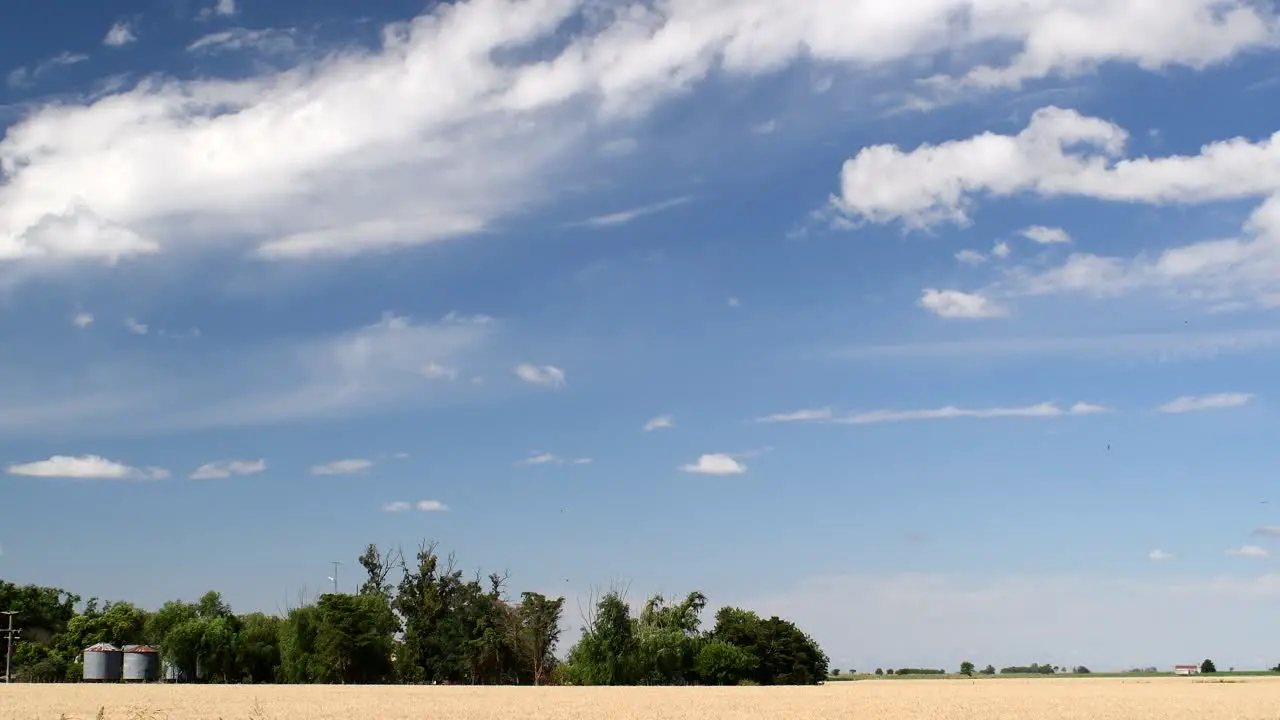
[187, 28, 296, 56]
[1148, 549, 1173, 561]
[836, 106, 1280, 312]
[420, 362, 458, 381]
[991, 241, 1012, 259]
[2, 0, 1270, 270]
[103, 21, 136, 47]
[955, 249, 987, 265]
[727, 297, 741, 308]
[643, 415, 674, 431]
[1020, 225, 1072, 244]
[311, 458, 372, 475]
[215, 0, 237, 16]
[1227, 545, 1270, 558]
[918, 289, 1009, 319]
[756, 408, 834, 423]
[386, 499, 448, 512]
[6, 454, 167, 480]
[124, 318, 148, 335]
[514, 364, 565, 388]
[516, 452, 561, 466]
[190, 459, 266, 479]
[1157, 393, 1253, 414]
[680, 453, 747, 476]
[569, 196, 692, 228]
[72, 312, 94, 328]
[757, 401, 1105, 425]
[571, 458, 592, 464]
[742, 571, 1280, 672]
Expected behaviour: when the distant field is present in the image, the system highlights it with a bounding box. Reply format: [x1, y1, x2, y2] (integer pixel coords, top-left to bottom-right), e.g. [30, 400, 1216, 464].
[7, 676, 1280, 720]
[828, 670, 1280, 681]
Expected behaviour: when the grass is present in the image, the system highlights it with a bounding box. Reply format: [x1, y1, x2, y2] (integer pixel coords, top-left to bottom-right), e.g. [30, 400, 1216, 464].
[828, 670, 1280, 681]
[7, 677, 1280, 720]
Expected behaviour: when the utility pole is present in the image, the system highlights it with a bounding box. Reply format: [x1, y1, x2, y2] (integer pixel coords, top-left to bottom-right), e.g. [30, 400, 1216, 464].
[1, 611, 19, 684]
[329, 561, 341, 594]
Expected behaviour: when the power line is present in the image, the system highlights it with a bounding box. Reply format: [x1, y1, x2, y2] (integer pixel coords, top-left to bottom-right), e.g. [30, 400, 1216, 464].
[1, 611, 20, 684]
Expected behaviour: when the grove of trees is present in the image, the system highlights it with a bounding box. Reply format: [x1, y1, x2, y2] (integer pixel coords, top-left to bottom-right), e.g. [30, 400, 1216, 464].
[1, 541, 828, 686]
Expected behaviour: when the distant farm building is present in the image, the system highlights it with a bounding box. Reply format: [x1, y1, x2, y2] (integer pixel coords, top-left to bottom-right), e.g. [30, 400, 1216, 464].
[1173, 665, 1200, 676]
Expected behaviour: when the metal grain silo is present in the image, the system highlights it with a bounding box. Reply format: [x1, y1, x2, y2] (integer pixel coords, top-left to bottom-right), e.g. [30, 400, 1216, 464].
[122, 645, 160, 681]
[83, 643, 123, 682]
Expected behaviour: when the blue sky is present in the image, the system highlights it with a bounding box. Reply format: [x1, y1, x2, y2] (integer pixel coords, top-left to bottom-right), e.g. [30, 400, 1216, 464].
[4, 0, 1280, 673]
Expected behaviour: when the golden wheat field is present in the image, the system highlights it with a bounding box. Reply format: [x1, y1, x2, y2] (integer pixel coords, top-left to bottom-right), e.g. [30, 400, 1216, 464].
[5, 677, 1280, 720]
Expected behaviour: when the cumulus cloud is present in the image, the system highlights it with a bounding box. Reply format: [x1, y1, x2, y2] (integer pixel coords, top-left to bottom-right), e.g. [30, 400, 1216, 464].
[955, 249, 987, 265]
[515, 364, 566, 388]
[6, 454, 167, 480]
[1020, 225, 1072, 244]
[72, 312, 94, 328]
[837, 106, 1280, 313]
[918, 289, 1009, 319]
[1157, 393, 1253, 413]
[1227, 545, 1270, 558]
[1, 0, 1273, 270]
[103, 21, 136, 47]
[1148, 549, 1173, 561]
[643, 415, 674, 431]
[681, 453, 747, 475]
[190, 459, 266, 479]
[124, 318, 148, 335]
[757, 401, 1107, 425]
[311, 458, 373, 475]
[198, 0, 239, 19]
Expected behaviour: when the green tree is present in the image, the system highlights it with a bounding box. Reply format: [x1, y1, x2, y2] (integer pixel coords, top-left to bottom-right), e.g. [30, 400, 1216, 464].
[315, 592, 397, 684]
[516, 592, 565, 685]
[234, 612, 281, 683]
[694, 640, 758, 685]
[1201, 658, 1217, 674]
[980, 664, 996, 675]
[960, 661, 975, 676]
[874, 668, 884, 675]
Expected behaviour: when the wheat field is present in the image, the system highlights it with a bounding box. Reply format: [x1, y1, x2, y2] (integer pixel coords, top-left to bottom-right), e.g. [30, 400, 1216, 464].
[5, 677, 1280, 720]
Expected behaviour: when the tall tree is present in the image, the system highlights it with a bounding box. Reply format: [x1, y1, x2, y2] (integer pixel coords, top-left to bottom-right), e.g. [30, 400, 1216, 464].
[517, 592, 565, 685]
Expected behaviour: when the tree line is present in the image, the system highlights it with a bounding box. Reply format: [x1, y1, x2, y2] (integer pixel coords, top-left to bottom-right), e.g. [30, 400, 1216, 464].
[1, 541, 828, 686]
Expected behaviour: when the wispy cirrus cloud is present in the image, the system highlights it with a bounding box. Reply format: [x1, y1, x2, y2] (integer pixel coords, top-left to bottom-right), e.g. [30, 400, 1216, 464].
[839, 328, 1280, 365]
[383, 499, 448, 512]
[568, 196, 692, 228]
[0, 311, 498, 436]
[757, 401, 1108, 425]
[516, 452, 561, 466]
[6, 52, 88, 89]
[187, 28, 298, 56]
[514, 364, 565, 388]
[311, 458, 373, 475]
[190, 459, 266, 479]
[643, 415, 674, 431]
[1157, 393, 1254, 414]
[1227, 545, 1270, 558]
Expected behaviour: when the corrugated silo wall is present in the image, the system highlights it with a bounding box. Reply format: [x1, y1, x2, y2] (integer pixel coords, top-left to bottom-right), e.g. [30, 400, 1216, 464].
[123, 646, 161, 681]
[83, 647, 123, 682]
